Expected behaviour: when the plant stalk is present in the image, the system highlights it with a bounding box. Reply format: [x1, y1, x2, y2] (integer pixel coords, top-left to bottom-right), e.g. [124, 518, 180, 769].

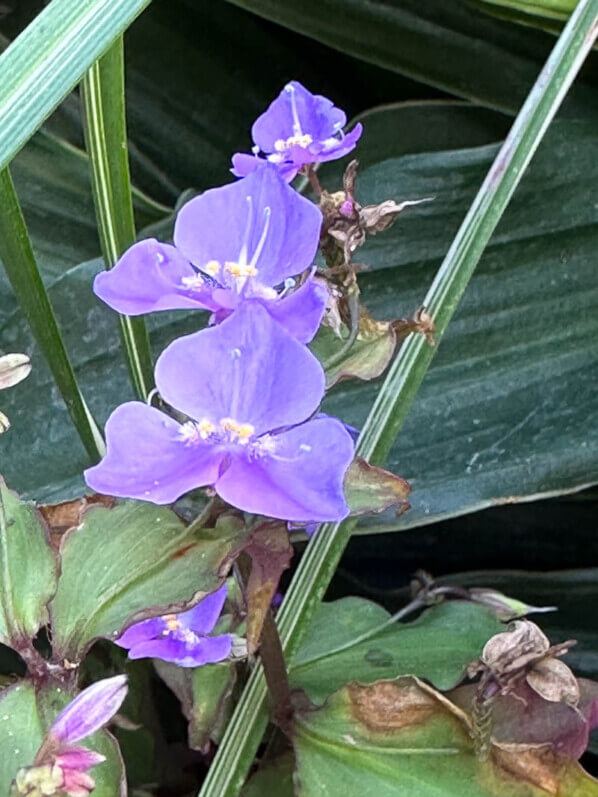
[0, 168, 104, 461]
[82, 38, 154, 399]
[198, 1, 598, 793]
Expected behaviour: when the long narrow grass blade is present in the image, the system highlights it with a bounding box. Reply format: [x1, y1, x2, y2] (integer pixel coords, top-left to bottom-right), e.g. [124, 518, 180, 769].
[0, 0, 151, 172]
[82, 38, 154, 399]
[0, 168, 104, 461]
[199, 1, 598, 794]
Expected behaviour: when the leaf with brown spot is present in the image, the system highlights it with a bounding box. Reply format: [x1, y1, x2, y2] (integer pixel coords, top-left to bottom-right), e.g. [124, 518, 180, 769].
[244, 521, 293, 656]
[293, 676, 598, 796]
[344, 457, 410, 518]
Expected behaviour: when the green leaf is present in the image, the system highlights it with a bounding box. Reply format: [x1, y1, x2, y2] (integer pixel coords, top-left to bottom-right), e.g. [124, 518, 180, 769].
[241, 753, 295, 797]
[310, 318, 397, 389]
[223, 0, 598, 115]
[290, 600, 503, 704]
[474, 0, 574, 23]
[0, 479, 57, 648]
[0, 680, 125, 795]
[344, 458, 410, 518]
[0, 0, 151, 172]
[293, 677, 598, 796]
[50, 502, 246, 660]
[155, 660, 237, 752]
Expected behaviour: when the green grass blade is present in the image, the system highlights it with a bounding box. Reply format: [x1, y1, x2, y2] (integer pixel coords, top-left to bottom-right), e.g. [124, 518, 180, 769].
[0, 168, 104, 462]
[82, 38, 154, 399]
[0, 0, 151, 172]
[199, 1, 598, 794]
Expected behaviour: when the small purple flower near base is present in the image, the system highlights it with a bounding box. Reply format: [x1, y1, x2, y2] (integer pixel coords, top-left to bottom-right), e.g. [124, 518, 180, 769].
[93, 166, 327, 343]
[85, 302, 354, 522]
[232, 81, 362, 181]
[116, 584, 232, 667]
[13, 676, 127, 797]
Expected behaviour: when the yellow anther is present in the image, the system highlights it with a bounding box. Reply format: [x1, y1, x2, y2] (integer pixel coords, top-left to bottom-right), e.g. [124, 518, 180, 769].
[236, 423, 255, 443]
[205, 260, 221, 276]
[224, 262, 258, 279]
[197, 418, 216, 439]
[274, 139, 287, 152]
[164, 615, 181, 632]
[220, 418, 255, 444]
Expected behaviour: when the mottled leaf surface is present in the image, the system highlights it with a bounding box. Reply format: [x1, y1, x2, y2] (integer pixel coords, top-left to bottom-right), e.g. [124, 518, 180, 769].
[0, 479, 57, 647]
[290, 599, 503, 703]
[50, 502, 245, 659]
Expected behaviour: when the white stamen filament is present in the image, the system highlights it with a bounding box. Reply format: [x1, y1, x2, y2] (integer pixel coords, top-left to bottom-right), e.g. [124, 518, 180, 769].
[285, 82, 303, 137]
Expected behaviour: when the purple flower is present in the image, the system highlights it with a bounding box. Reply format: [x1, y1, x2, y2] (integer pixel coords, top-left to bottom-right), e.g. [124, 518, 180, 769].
[85, 303, 353, 521]
[93, 166, 327, 344]
[14, 676, 128, 797]
[49, 675, 128, 747]
[231, 81, 362, 181]
[115, 584, 232, 667]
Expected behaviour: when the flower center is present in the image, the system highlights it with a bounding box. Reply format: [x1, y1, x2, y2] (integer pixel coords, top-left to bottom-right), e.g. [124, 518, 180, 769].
[273, 133, 313, 152]
[178, 418, 255, 446]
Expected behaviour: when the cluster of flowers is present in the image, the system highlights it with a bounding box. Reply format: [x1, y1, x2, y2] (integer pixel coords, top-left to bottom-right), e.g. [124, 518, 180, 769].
[15, 81, 362, 797]
[82, 84, 362, 667]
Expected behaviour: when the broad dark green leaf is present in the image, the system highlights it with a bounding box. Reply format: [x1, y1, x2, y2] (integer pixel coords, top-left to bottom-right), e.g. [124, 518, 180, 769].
[223, 0, 598, 115]
[0, 680, 124, 795]
[0, 479, 57, 648]
[293, 676, 598, 796]
[50, 502, 245, 660]
[290, 599, 503, 703]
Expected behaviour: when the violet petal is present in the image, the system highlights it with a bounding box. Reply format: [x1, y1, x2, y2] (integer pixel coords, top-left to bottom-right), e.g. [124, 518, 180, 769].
[266, 275, 328, 343]
[155, 302, 325, 436]
[93, 239, 218, 315]
[50, 675, 128, 747]
[174, 165, 321, 287]
[179, 584, 228, 635]
[216, 415, 353, 521]
[84, 403, 225, 504]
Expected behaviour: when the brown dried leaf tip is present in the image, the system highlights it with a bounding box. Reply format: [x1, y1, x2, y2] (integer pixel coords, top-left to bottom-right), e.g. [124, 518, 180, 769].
[393, 307, 436, 346]
[319, 159, 432, 270]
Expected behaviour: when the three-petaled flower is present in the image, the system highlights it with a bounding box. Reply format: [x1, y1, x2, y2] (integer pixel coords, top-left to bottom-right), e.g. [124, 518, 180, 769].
[94, 166, 327, 343]
[13, 675, 127, 797]
[115, 584, 233, 667]
[232, 81, 362, 182]
[85, 303, 354, 521]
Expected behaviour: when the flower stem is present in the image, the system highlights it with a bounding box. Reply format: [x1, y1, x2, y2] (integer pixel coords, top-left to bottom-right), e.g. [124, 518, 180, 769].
[198, 2, 598, 794]
[81, 37, 154, 400]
